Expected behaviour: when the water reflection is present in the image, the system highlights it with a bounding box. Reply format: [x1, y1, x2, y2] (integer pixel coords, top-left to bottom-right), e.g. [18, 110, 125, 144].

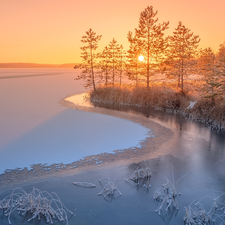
[1, 91, 225, 225]
[66, 92, 225, 194]
[66, 92, 225, 149]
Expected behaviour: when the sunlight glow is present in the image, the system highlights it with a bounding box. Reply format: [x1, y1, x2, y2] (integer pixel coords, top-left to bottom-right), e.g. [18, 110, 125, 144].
[1, 1, 225, 63]
[138, 55, 144, 62]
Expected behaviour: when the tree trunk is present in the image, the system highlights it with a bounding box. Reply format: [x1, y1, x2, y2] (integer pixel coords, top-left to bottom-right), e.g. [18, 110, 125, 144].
[181, 57, 184, 94]
[105, 65, 108, 87]
[113, 48, 115, 87]
[211, 87, 215, 105]
[90, 48, 96, 91]
[178, 74, 180, 87]
[120, 55, 122, 86]
[147, 28, 150, 89]
[136, 65, 138, 87]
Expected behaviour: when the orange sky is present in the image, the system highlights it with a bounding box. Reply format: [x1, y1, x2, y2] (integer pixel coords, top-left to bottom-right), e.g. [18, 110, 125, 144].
[1, 0, 225, 64]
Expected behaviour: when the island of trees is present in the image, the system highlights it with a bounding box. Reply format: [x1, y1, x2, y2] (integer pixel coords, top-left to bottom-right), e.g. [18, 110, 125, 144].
[75, 6, 225, 131]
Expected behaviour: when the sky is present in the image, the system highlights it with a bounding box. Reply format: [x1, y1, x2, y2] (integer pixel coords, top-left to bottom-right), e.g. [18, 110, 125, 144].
[1, 0, 225, 64]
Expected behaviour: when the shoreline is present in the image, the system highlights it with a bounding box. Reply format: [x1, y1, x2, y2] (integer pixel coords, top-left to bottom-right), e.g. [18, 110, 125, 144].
[1, 93, 224, 225]
[0, 93, 175, 192]
[89, 86, 225, 131]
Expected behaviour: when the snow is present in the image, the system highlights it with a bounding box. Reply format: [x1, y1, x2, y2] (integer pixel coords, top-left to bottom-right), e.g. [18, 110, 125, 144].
[0, 109, 149, 173]
[0, 69, 150, 174]
[187, 101, 197, 109]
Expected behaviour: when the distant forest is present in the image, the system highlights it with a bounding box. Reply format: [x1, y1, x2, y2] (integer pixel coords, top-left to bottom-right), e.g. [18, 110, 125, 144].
[0, 63, 77, 68]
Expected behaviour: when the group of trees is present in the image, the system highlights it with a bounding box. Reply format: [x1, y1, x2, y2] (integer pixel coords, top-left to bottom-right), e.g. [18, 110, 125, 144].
[75, 32, 125, 91]
[198, 46, 225, 104]
[76, 6, 225, 104]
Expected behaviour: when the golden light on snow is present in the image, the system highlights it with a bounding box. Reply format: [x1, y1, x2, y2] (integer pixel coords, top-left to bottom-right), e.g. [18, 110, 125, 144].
[138, 55, 144, 62]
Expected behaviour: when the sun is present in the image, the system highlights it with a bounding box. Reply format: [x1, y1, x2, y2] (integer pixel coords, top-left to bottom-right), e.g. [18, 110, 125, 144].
[138, 55, 144, 62]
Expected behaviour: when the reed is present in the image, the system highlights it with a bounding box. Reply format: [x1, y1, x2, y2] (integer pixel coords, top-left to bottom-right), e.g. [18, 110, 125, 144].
[90, 82, 225, 130]
[0, 187, 73, 225]
[184, 191, 225, 225]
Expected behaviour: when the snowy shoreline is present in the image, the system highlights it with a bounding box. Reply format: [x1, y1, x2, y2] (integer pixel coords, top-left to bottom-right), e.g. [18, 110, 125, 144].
[90, 88, 225, 132]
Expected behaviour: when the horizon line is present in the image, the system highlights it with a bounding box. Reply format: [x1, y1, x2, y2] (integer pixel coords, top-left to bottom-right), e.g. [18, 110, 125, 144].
[0, 62, 77, 65]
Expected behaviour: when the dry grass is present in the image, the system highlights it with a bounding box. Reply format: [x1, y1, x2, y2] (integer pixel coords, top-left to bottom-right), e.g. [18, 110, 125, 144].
[90, 81, 225, 131]
[184, 191, 225, 225]
[0, 187, 73, 225]
[91, 82, 191, 108]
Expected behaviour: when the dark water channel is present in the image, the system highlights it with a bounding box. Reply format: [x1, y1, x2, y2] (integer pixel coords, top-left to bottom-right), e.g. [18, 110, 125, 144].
[1, 100, 225, 225]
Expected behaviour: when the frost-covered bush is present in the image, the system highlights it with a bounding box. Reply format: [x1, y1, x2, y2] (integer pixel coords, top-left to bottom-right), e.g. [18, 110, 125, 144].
[184, 191, 225, 225]
[0, 187, 73, 225]
[153, 169, 187, 216]
[97, 177, 122, 201]
[124, 166, 151, 189]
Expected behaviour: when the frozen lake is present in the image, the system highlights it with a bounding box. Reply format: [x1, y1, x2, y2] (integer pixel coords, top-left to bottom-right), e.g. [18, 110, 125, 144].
[0, 68, 150, 173]
[1, 69, 225, 225]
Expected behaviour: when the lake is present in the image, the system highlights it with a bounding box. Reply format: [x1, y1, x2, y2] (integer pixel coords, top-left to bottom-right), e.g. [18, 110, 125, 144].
[0, 68, 150, 174]
[0, 68, 225, 225]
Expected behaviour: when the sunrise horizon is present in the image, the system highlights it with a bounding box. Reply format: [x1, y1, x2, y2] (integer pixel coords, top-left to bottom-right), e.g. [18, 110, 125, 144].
[1, 0, 225, 64]
[0, 62, 77, 68]
[1, 1, 225, 224]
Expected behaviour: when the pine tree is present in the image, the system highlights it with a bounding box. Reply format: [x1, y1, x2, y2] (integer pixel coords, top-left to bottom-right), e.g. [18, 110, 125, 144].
[215, 56, 225, 102]
[198, 47, 215, 75]
[218, 41, 225, 59]
[198, 48, 218, 104]
[126, 31, 143, 87]
[98, 46, 111, 87]
[76, 29, 102, 91]
[216, 41, 225, 100]
[131, 6, 169, 89]
[198, 48, 225, 104]
[107, 38, 121, 87]
[168, 21, 200, 93]
[118, 45, 126, 86]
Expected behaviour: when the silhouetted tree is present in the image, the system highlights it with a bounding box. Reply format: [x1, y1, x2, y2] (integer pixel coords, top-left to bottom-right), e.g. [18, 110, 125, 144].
[198, 48, 218, 104]
[107, 38, 121, 87]
[218, 41, 225, 59]
[126, 31, 143, 87]
[131, 6, 169, 89]
[198, 47, 225, 104]
[215, 56, 225, 102]
[168, 21, 200, 93]
[76, 29, 102, 91]
[98, 46, 111, 87]
[118, 45, 126, 85]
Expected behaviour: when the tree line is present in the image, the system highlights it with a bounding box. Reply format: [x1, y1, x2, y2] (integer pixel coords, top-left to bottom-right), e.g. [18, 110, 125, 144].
[75, 6, 225, 105]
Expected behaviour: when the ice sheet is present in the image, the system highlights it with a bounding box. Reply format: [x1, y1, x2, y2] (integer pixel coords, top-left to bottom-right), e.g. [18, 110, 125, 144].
[0, 69, 150, 174]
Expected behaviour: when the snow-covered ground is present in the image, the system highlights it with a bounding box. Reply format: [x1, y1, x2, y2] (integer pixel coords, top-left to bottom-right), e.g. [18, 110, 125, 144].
[0, 69, 150, 174]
